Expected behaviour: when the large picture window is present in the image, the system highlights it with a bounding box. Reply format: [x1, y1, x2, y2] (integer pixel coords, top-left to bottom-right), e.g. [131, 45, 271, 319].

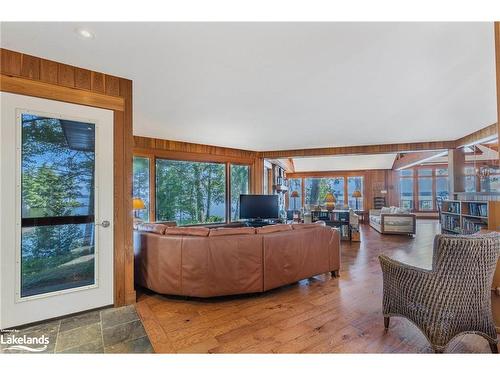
[230, 164, 250, 221]
[305, 177, 345, 208]
[399, 166, 449, 212]
[156, 159, 227, 225]
[288, 175, 365, 211]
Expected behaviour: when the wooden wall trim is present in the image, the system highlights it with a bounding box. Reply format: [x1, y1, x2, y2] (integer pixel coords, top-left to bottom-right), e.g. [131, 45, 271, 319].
[133, 147, 255, 164]
[134, 136, 256, 161]
[257, 141, 456, 159]
[1, 48, 134, 307]
[0, 74, 125, 111]
[1, 48, 124, 97]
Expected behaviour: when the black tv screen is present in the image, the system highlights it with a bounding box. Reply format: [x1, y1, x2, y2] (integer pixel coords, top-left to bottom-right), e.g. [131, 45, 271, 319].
[239, 194, 279, 220]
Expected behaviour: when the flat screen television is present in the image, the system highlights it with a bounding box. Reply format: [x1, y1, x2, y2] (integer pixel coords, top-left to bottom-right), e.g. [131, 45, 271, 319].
[239, 194, 279, 220]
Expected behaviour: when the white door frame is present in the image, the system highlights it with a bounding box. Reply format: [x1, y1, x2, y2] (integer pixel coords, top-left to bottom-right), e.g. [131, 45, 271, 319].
[0, 92, 114, 329]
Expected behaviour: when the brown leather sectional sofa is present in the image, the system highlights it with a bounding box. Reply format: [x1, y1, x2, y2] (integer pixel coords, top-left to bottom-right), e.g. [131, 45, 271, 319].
[133, 222, 341, 298]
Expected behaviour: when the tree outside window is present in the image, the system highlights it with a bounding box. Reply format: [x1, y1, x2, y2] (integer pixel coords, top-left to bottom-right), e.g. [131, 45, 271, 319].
[230, 164, 250, 221]
[156, 159, 226, 225]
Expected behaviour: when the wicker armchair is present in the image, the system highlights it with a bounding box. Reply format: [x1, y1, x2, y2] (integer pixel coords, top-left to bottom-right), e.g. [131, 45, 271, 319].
[379, 232, 500, 353]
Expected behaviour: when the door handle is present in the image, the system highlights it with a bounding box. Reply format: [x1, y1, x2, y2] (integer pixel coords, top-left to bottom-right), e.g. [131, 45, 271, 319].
[95, 220, 110, 228]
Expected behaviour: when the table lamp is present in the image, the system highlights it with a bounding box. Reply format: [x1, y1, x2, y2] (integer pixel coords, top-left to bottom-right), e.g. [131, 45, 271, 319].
[133, 197, 146, 219]
[325, 192, 336, 211]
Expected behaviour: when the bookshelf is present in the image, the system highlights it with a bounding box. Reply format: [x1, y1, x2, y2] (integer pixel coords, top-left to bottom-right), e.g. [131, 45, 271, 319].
[311, 210, 351, 241]
[440, 200, 500, 234]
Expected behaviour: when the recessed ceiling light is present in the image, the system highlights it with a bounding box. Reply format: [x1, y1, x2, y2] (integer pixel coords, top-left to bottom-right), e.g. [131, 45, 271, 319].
[75, 28, 94, 39]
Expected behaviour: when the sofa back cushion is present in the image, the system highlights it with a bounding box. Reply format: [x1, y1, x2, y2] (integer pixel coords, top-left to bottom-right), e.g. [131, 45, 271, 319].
[155, 221, 177, 227]
[380, 207, 392, 215]
[292, 221, 326, 230]
[165, 227, 210, 237]
[256, 224, 293, 234]
[135, 223, 169, 235]
[209, 227, 256, 236]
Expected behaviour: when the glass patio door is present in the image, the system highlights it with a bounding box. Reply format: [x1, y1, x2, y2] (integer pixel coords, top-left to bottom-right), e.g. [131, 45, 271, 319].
[1, 93, 114, 329]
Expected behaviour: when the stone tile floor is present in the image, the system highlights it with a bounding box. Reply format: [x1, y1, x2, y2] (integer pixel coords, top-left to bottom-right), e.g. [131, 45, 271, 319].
[0, 305, 154, 354]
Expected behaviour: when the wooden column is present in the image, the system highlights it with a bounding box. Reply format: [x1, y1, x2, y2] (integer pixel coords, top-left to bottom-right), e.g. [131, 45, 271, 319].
[251, 157, 264, 194]
[448, 148, 465, 196]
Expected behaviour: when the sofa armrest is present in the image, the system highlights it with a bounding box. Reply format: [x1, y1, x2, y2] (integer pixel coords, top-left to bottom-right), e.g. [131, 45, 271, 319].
[380, 213, 415, 217]
[380, 213, 416, 234]
[369, 209, 381, 216]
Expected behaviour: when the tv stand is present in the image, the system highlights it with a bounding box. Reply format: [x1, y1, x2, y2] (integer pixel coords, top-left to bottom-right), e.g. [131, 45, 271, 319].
[244, 220, 274, 228]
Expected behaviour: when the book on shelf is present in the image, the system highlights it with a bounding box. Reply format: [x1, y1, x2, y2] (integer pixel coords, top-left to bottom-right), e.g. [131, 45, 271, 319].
[462, 218, 487, 234]
[444, 201, 460, 214]
[467, 202, 487, 217]
[441, 214, 460, 233]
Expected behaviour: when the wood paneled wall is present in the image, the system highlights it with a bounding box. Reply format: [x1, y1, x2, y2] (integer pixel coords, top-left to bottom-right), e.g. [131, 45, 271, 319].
[0, 48, 135, 307]
[134, 136, 257, 162]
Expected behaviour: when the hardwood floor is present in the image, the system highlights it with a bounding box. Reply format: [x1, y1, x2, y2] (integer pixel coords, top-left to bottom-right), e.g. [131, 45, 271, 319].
[135, 221, 499, 353]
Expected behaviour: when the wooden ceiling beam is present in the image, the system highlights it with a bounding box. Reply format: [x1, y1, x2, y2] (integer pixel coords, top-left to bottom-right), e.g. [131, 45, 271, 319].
[392, 150, 447, 170]
[455, 123, 497, 148]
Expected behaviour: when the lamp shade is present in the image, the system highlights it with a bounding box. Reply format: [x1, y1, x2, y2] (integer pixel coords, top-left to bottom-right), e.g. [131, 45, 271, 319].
[352, 190, 362, 198]
[133, 197, 146, 210]
[291, 190, 299, 198]
[325, 193, 336, 203]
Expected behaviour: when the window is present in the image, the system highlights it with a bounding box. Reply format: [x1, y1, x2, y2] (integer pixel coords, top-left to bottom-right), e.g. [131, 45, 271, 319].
[399, 166, 449, 211]
[288, 178, 302, 210]
[230, 164, 250, 221]
[156, 159, 226, 225]
[133, 156, 150, 221]
[305, 177, 345, 208]
[399, 170, 414, 210]
[347, 176, 364, 210]
[480, 166, 500, 193]
[20, 114, 96, 297]
[435, 168, 449, 201]
[417, 169, 433, 210]
[465, 166, 477, 192]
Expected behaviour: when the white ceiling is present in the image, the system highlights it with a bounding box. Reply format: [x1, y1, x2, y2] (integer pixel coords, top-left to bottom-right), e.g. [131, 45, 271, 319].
[290, 154, 397, 172]
[0, 22, 497, 152]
